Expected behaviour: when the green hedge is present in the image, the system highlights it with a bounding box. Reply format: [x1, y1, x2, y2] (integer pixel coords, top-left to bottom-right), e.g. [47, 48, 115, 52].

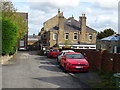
[2, 18, 18, 55]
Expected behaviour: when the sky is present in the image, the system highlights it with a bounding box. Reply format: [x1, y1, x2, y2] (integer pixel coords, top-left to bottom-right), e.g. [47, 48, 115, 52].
[11, 0, 119, 35]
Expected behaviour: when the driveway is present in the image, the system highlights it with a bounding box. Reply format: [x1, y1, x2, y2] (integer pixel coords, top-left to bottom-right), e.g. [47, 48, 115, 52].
[2, 51, 101, 88]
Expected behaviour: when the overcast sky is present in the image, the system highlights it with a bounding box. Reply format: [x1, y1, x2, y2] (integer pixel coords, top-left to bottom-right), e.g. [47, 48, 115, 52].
[11, 0, 119, 35]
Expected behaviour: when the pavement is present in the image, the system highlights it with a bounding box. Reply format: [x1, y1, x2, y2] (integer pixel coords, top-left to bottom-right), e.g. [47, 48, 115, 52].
[2, 51, 102, 88]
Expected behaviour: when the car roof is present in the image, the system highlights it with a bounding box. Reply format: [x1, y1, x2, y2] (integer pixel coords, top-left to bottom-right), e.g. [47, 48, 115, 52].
[61, 50, 74, 52]
[65, 52, 81, 54]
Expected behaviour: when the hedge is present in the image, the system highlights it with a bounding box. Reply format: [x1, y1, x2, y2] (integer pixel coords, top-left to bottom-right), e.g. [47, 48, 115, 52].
[2, 18, 18, 55]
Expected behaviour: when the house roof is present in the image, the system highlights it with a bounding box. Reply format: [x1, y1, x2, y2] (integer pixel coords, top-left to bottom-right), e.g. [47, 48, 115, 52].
[50, 17, 97, 33]
[101, 35, 120, 41]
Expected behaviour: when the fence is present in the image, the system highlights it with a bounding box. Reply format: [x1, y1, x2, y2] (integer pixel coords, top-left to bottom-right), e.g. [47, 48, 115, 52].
[74, 49, 120, 73]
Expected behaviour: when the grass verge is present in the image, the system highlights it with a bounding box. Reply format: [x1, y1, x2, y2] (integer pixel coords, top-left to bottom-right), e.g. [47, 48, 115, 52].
[90, 68, 116, 88]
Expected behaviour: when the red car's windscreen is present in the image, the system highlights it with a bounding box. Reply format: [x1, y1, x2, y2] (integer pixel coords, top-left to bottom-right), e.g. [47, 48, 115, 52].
[51, 50, 59, 52]
[66, 54, 84, 59]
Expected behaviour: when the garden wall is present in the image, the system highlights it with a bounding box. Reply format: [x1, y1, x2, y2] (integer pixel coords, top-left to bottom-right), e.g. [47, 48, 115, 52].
[74, 49, 120, 73]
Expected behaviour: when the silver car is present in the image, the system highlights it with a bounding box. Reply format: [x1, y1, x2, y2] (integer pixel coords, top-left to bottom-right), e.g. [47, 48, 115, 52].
[57, 50, 75, 64]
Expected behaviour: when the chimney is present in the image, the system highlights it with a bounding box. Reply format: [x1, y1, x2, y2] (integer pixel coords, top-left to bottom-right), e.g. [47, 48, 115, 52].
[72, 15, 74, 19]
[57, 11, 64, 44]
[80, 14, 86, 32]
[58, 12, 64, 30]
[58, 8, 60, 14]
[79, 14, 86, 42]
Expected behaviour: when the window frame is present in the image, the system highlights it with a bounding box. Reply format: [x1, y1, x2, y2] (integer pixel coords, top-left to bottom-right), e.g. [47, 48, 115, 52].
[20, 40, 24, 46]
[65, 33, 69, 40]
[73, 33, 78, 40]
[53, 33, 57, 40]
[43, 33, 46, 38]
[88, 34, 92, 41]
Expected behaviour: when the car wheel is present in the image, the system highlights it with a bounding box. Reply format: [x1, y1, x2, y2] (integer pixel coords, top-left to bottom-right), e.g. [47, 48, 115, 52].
[57, 58, 60, 64]
[63, 64, 68, 73]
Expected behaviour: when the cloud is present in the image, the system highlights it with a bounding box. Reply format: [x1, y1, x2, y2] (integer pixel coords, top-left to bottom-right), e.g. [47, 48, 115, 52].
[92, 0, 118, 10]
[13, 0, 119, 34]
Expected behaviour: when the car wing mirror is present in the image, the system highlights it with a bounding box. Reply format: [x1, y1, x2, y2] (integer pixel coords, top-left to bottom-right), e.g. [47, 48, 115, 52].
[85, 57, 87, 59]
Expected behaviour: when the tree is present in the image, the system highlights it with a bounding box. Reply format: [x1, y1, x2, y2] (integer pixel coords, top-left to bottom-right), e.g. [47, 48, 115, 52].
[97, 28, 115, 39]
[1, 1, 28, 39]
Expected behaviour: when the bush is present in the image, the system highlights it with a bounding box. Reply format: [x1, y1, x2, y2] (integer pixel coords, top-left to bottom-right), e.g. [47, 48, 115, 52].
[2, 18, 18, 55]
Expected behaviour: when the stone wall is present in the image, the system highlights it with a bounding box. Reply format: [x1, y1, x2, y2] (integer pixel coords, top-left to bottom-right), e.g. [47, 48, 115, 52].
[0, 55, 13, 64]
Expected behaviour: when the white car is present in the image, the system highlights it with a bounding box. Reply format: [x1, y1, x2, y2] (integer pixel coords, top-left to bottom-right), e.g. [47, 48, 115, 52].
[57, 50, 75, 64]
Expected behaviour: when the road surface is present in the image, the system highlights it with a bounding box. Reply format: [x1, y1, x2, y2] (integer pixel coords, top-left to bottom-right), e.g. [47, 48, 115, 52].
[2, 51, 101, 88]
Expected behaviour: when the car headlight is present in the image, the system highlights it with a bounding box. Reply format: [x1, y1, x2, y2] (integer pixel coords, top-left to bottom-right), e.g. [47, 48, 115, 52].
[67, 63, 73, 65]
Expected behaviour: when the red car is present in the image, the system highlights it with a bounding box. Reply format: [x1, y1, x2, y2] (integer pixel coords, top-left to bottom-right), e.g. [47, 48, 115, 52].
[47, 49, 60, 58]
[60, 52, 89, 72]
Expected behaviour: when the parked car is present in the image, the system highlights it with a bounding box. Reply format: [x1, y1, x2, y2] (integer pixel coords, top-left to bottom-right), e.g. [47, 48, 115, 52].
[43, 50, 50, 56]
[60, 52, 89, 72]
[47, 49, 60, 58]
[57, 50, 75, 64]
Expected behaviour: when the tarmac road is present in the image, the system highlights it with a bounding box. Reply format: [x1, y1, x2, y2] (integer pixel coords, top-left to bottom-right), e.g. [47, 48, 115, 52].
[2, 51, 101, 88]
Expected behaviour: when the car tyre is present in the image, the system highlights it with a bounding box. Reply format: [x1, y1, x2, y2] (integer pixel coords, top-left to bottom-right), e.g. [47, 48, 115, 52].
[63, 64, 68, 73]
[57, 58, 60, 64]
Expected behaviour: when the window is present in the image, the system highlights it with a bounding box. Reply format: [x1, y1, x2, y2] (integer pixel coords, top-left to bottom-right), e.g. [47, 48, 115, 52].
[89, 34, 92, 41]
[20, 40, 24, 46]
[85, 47, 89, 49]
[66, 54, 84, 59]
[53, 33, 57, 40]
[65, 33, 69, 40]
[43, 33, 46, 38]
[79, 47, 83, 49]
[74, 33, 78, 40]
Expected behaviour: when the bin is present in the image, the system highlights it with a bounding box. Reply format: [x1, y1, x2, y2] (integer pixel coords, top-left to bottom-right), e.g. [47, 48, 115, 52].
[113, 73, 120, 89]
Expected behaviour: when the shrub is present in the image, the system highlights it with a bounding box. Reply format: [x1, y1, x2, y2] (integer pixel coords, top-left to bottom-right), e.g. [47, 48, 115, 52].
[2, 18, 18, 55]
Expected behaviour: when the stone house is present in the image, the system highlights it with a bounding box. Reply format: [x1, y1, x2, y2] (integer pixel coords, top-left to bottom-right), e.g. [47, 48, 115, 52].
[39, 9, 97, 50]
[17, 12, 28, 50]
[97, 35, 120, 53]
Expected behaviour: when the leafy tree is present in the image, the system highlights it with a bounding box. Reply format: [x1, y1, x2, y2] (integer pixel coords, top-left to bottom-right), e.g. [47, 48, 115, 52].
[1, 1, 28, 39]
[97, 28, 115, 39]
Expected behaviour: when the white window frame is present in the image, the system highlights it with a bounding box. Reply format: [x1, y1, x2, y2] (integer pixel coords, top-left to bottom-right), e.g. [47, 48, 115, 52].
[73, 33, 78, 40]
[53, 33, 57, 40]
[88, 34, 92, 41]
[65, 33, 69, 40]
[20, 40, 24, 46]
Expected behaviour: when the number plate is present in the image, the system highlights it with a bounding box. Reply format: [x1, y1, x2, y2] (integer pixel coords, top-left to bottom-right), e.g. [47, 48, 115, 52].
[76, 67, 83, 69]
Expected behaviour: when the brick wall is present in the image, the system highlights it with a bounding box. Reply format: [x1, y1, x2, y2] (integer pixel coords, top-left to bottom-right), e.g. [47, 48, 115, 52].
[75, 49, 120, 73]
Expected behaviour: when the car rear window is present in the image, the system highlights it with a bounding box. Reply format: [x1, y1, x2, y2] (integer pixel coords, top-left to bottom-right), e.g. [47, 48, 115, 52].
[66, 54, 84, 59]
[51, 50, 59, 52]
